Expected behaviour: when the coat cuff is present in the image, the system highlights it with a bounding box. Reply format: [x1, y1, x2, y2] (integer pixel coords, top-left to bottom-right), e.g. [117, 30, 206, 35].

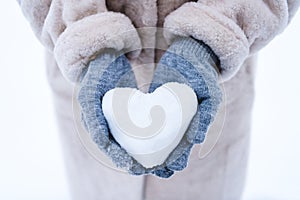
[164, 2, 249, 82]
[54, 12, 142, 82]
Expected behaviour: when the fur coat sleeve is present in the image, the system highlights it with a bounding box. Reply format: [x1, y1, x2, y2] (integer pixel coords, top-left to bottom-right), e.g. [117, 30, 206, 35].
[17, 0, 142, 82]
[164, 0, 300, 81]
[18, 0, 299, 82]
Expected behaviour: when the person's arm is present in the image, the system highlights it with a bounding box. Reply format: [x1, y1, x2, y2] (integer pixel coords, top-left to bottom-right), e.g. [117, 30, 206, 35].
[17, 0, 141, 82]
[164, 0, 300, 82]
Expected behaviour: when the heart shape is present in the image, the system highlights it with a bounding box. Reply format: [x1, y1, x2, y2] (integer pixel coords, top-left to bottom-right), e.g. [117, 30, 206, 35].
[102, 82, 197, 168]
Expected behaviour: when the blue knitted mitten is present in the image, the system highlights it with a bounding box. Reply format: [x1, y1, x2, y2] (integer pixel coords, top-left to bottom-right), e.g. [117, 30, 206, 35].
[77, 50, 146, 174]
[149, 37, 223, 177]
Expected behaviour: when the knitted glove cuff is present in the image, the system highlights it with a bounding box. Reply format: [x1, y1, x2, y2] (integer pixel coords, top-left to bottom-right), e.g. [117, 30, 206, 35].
[166, 36, 220, 75]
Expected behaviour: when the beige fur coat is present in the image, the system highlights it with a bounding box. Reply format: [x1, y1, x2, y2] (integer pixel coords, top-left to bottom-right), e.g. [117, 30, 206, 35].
[18, 1, 299, 200]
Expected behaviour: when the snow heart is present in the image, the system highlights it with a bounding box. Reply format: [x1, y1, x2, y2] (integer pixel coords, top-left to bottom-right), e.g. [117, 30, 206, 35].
[102, 82, 197, 168]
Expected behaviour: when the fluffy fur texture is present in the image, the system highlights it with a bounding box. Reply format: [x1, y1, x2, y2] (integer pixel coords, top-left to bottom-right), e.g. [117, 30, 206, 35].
[54, 12, 141, 82]
[164, 1, 294, 81]
[18, 0, 141, 82]
[18, 0, 299, 83]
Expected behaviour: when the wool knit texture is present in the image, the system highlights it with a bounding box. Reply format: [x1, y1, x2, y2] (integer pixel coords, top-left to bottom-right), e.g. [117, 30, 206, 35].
[77, 37, 222, 178]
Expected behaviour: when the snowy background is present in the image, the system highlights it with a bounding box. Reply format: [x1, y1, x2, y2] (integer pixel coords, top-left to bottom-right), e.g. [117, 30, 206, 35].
[0, 1, 299, 199]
